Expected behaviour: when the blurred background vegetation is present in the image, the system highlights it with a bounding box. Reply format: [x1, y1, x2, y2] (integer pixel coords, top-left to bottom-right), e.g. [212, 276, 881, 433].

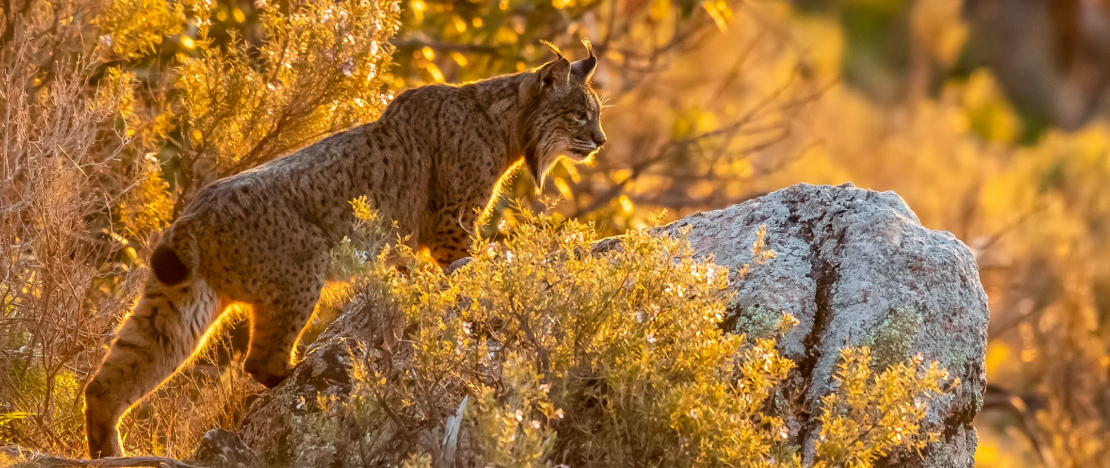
[3, 0, 1110, 465]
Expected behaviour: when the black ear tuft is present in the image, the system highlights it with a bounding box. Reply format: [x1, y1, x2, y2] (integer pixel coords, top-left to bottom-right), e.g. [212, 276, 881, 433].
[539, 39, 564, 59]
[151, 244, 190, 286]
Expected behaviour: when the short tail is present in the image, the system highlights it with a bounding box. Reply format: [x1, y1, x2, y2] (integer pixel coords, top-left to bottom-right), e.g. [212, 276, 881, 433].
[150, 227, 198, 286]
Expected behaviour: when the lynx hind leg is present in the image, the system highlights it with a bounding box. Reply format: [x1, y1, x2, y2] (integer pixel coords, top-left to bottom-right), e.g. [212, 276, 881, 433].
[425, 215, 475, 267]
[243, 274, 326, 388]
[85, 278, 221, 458]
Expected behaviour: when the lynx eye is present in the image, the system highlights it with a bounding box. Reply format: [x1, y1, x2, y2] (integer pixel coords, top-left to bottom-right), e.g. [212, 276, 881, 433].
[570, 111, 588, 124]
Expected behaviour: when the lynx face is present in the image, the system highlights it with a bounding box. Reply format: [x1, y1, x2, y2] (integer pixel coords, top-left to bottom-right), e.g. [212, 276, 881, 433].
[542, 84, 605, 162]
[560, 95, 606, 161]
[525, 51, 607, 184]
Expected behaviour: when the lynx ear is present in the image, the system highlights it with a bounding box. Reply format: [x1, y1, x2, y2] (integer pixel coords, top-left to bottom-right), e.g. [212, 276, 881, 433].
[571, 40, 597, 83]
[570, 56, 596, 84]
[536, 57, 571, 90]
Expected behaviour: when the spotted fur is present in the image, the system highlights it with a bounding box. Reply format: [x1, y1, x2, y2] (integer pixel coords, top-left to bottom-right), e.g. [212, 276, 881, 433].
[83, 49, 605, 458]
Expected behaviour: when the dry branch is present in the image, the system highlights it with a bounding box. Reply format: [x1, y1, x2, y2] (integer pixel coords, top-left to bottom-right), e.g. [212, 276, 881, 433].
[2, 446, 203, 468]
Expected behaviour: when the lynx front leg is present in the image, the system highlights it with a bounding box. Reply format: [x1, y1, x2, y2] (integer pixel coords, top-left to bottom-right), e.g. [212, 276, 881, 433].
[242, 272, 325, 388]
[85, 280, 221, 458]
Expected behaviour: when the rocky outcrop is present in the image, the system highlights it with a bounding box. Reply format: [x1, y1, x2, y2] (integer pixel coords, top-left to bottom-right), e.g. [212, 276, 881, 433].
[656, 183, 988, 466]
[207, 183, 988, 467]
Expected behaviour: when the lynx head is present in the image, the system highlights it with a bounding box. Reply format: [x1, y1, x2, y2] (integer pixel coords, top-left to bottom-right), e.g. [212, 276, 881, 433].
[521, 41, 606, 186]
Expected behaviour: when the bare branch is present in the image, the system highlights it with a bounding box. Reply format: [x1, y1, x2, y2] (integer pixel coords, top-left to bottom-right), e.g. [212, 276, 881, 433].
[2, 447, 203, 468]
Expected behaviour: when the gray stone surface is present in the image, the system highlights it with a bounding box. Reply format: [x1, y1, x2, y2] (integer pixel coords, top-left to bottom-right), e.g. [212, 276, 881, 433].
[189, 428, 261, 468]
[657, 182, 988, 467]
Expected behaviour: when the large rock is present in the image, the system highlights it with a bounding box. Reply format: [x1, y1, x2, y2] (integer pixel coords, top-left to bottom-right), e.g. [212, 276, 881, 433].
[213, 182, 988, 467]
[657, 183, 987, 466]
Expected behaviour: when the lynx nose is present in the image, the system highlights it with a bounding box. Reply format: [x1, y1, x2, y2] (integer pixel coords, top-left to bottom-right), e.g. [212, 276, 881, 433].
[592, 128, 607, 147]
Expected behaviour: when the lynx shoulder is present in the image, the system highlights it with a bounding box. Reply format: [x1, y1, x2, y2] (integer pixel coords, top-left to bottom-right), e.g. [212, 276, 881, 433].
[84, 47, 605, 458]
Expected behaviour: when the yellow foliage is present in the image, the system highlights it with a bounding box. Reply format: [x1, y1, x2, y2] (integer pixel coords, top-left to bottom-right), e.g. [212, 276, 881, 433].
[176, 0, 399, 177]
[119, 155, 175, 236]
[909, 0, 968, 68]
[961, 70, 1021, 144]
[94, 0, 185, 59]
[814, 348, 952, 467]
[703, 0, 732, 32]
